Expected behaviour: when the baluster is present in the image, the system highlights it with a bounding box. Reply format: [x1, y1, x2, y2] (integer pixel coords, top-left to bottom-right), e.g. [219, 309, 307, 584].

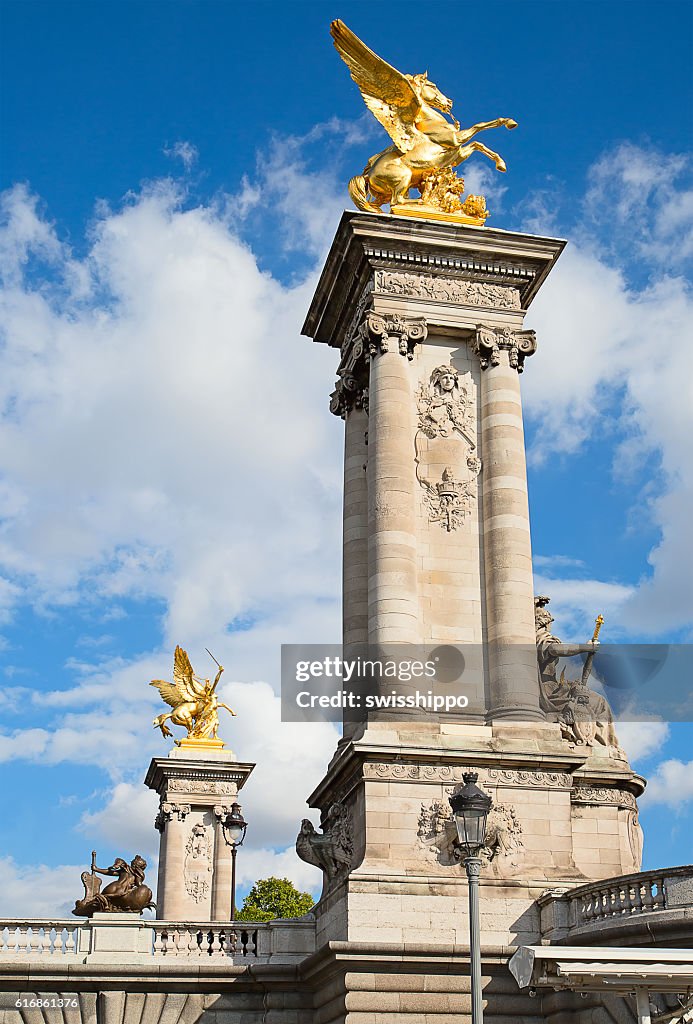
[227, 928, 238, 957]
[209, 928, 221, 958]
[27, 928, 40, 957]
[249, 929, 258, 957]
[642, 881, 655, 911]
[153, 928, 165, 956]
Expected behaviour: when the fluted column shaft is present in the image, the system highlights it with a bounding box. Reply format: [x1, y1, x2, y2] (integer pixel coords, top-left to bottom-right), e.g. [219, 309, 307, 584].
[479, 346, 542, 720]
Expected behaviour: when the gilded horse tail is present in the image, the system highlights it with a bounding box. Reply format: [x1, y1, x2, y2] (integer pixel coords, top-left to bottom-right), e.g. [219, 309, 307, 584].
[348, 175, 383, 214]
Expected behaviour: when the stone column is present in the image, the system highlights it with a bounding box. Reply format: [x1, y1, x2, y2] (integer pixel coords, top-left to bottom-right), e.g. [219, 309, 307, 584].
[157, 803, 189, 920]
[211, 805, 233, 921]
[145, 747, 254, 922]
[365, 313, 426, 645]
[343, 405, 369, 647]
[475, 326, 543, 721]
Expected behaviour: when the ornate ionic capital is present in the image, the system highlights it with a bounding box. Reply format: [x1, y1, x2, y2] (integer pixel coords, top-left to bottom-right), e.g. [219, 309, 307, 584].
[472, 325, 537, 373]
[330, 312, 428, 417]
[364, 312, 427, 359]
[155, 801, 191, 832]
[213, 804, 234, 820]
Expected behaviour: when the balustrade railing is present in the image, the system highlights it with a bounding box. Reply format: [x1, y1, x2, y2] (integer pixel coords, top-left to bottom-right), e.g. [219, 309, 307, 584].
[573, 871, 667, 925]
[151, 923, 260, 958]
[0, 917, 314, 964]
[539, 865, 693, 941]
[0, 921, 79, 958]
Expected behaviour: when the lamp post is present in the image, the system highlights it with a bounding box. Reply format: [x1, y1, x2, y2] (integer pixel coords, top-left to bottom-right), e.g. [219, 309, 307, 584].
[449, 771, 492, 1024]
[221, 802, 248, 921]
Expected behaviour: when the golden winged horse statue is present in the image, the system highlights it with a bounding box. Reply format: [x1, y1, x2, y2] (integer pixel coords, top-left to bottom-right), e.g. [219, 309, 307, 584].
[151, 645, 235, 743]
[331, 20, 517, 221]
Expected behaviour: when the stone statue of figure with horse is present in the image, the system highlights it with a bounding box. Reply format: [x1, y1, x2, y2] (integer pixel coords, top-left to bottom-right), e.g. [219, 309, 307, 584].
[330, 20, 517, 224]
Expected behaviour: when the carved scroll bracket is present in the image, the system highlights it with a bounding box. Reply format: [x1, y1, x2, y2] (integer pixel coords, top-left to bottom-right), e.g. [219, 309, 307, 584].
[473, 324, 537, 373]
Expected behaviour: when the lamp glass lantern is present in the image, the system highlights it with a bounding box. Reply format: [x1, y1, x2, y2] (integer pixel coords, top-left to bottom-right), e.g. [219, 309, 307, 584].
[223, 802, 248, 848]
[449, 771, 492, 859]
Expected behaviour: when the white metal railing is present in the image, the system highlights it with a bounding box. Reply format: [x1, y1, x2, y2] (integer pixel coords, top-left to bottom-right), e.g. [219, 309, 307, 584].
[0, 921, 80, 957]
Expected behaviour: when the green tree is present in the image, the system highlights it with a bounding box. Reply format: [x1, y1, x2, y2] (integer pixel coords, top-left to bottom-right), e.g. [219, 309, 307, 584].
[235, 876, 315, 922]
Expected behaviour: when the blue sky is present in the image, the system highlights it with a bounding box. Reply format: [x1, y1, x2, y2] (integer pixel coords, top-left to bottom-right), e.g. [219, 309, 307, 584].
[0, 0, 692, 914]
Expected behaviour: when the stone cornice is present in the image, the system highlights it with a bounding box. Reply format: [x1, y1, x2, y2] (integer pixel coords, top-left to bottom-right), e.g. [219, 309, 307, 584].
[302, 211, 566, 348]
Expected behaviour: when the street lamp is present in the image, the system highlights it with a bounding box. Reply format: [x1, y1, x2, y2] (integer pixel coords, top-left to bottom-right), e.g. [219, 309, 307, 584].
[221, 802, 248, 921]
[449, 771, 492, 1024]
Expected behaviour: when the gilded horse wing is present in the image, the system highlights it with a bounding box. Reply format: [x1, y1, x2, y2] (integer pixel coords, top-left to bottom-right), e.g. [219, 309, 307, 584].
[330, 20, 421, 153]
[150, 645, 199, 707]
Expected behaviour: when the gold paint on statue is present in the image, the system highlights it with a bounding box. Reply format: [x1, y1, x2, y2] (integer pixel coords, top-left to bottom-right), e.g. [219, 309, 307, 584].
[592, 614, 605, 643]
[330, 20, 516, 223]
[151, 646, 236, 745]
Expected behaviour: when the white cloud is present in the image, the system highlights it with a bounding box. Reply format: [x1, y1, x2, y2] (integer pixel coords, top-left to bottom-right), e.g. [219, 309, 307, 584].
[533, 573, 634, 639]
[615, 719, 670, 763]
[79, 782, 159, 859]
[0, 857, 79, 917]
[524, 145, 693, 637]
[640, 758, 693, 809]
[164, 141, 199, 170]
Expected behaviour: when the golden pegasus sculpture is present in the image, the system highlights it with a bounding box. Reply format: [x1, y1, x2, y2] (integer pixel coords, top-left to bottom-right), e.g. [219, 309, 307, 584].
[151, 645, 235, 744]
[331, 20, 517, 224]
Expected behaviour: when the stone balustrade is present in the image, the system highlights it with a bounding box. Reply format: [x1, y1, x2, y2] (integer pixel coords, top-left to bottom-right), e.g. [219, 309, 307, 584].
[0, 915, 315, 965]
[151, 922, 262, 958]
[0, 921, 79, 958]
[539, 865, 693, 944]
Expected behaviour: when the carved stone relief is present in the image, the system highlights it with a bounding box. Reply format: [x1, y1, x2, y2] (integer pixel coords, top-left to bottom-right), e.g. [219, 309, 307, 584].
[295, 802, 354, 882]
[375, 269, 521, 310]
[154, 801, 191, 833]
[330, 312, 428, 417]
[417, 798, 524, 870]
[363, 762, 573, 788]
[571, 786, 638, 810]
[184, 824, 213, 904]
[167, 779, 236, 795]
[628, 809, 644, 872]
[415, 364, 480, 532]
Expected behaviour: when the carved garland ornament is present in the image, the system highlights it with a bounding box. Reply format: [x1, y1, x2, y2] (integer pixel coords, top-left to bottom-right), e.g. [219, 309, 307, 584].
[363, 763, 573, 788]
[374, 270, 521, 310]
[571, 786, 639, 810]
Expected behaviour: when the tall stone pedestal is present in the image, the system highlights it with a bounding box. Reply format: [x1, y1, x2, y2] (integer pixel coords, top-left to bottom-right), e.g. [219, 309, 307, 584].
[300, 212, 646, 1021]
[144, 742, 254, 921]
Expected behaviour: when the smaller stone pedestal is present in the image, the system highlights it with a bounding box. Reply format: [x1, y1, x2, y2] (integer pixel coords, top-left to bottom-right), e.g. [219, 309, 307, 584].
[77, 913, 153, 964]
[144, 742, 254, 921]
